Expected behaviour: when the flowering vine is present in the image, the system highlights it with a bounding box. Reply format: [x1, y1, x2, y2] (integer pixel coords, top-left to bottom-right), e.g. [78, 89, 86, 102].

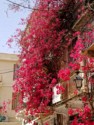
[8, 0, 94, 124]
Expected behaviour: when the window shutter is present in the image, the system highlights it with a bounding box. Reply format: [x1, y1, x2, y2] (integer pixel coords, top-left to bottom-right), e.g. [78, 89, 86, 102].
[12, 93, 19, 110]
[13, 64, 19, 80]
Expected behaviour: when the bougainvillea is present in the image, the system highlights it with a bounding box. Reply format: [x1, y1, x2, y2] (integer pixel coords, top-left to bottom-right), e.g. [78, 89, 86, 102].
[58, 68, 70, 81]
[8, 0, 94, 124]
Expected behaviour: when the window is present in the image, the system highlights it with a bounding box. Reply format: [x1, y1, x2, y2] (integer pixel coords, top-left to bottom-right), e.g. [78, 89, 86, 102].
[13, 64, 19, 80]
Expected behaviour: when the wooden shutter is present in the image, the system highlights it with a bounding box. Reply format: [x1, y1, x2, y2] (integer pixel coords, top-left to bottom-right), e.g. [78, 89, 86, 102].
[13, 64, 19, 80]
[12, 93, 19, 110]
[69, 75, 76, 97]
[62, 82, 68, 100]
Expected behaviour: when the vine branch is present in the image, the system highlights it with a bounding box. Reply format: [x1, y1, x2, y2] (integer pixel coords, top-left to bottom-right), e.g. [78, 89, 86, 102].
[87, 2, 94, 12]
[6, 0, 34, 10]
[6, 0, 49, 11]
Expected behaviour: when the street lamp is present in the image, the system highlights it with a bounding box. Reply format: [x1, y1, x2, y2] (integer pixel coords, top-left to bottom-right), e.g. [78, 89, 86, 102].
[73, 70, 94, 123]
[74, 71, 94, 93]
[74, 71, 83, 90]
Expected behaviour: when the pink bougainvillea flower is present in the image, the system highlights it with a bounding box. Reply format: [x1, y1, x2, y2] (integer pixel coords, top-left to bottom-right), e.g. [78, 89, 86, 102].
[69, 63, 80, 71]
[58, 68, 70, 81]
[84, 105, 91, 113]
[68, 108, 74, 115]
[70, 118, 78, 125]
[51, 78, 57, 86]
[8, 0, 94, 118]
[56, 84, 65, 94]
[82, 96, 87, 102]
[44, 122, 49, 125]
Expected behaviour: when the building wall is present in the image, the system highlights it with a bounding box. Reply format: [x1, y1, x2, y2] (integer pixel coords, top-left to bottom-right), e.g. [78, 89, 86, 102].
[0, 53, 18, 119]
[0, 122, 21, 125]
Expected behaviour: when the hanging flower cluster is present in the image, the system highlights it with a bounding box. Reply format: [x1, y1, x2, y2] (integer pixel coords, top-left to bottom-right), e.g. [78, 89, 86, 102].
[12, 0, 84, 115]
[8, 0, 94, 123]
[58, 68, 70, 81]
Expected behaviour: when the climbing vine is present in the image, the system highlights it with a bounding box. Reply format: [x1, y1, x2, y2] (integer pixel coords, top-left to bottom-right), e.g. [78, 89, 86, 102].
[8, 0, 94, 124]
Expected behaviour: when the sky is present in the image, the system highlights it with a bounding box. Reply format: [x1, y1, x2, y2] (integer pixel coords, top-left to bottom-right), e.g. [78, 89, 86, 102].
[0, 0, 34, 54]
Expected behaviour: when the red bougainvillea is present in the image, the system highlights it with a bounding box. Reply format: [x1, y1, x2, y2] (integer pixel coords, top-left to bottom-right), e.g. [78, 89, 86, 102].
[8, 0, 94, 124]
